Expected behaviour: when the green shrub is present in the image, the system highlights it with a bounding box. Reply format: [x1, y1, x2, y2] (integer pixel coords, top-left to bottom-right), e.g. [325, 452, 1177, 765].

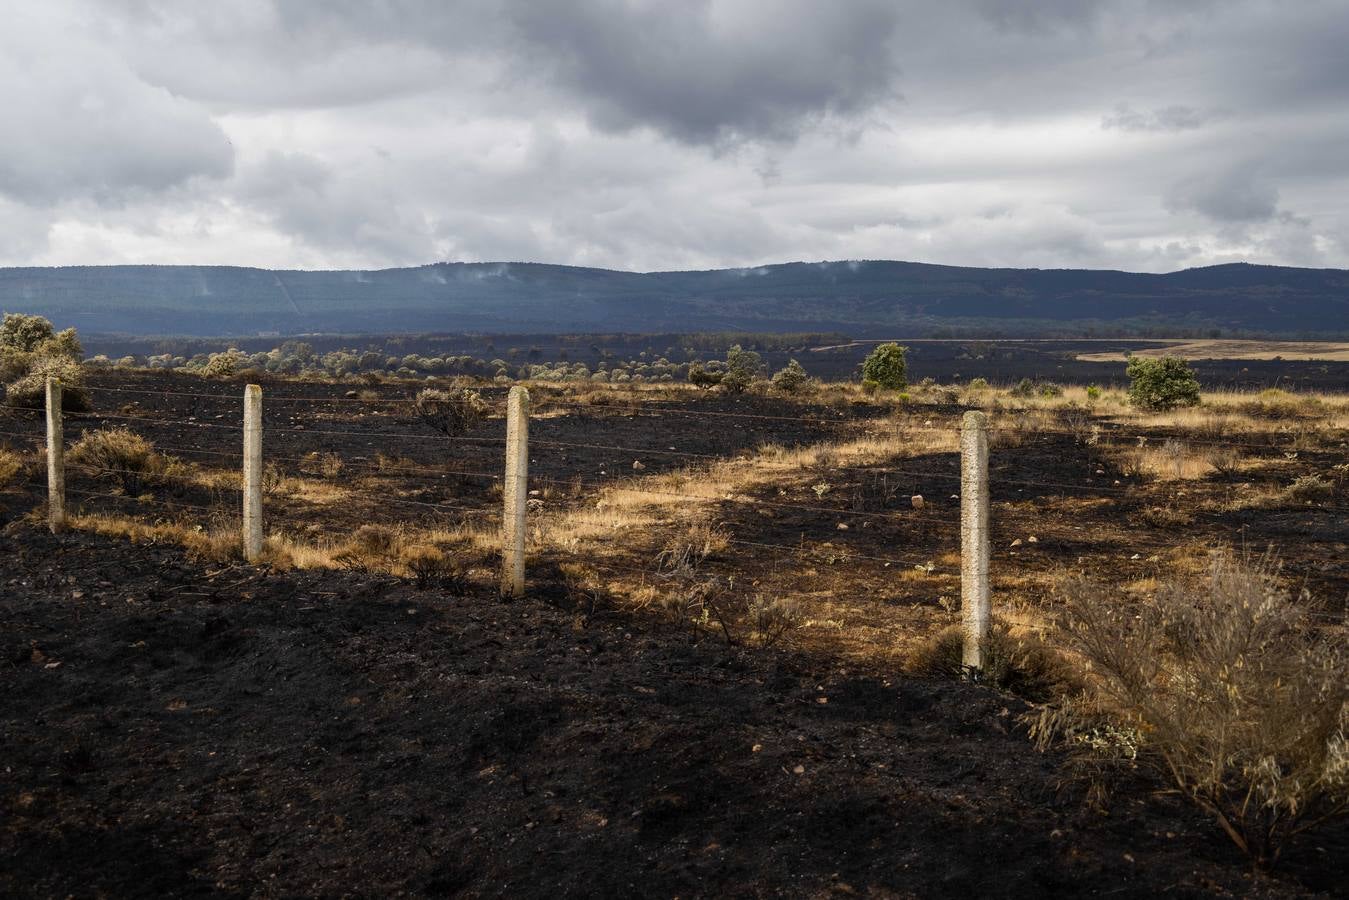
[861, 343, 908, 390]
[1127, 356, 1201, 411]
[770, 359, 810, 394]
[1086, 385, 1103, 401]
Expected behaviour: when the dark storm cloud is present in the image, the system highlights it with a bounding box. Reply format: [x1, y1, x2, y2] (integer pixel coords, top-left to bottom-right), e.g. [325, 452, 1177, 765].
[113, 0, 905, 145]
[971, 0, 1109, 33]
[1165, 166, 1280, 223]
[503, 1, 904, 144]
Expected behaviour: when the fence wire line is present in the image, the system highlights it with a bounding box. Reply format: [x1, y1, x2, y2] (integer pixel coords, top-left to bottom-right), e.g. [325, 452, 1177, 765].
[64, 485, 221, 514]
[18, 407, 1349, 514]
[55, 458, 1273, 552]
[16, 436, 1349, 519]
[61, 386, 1349, 457]
[60, 398, 1349, 458]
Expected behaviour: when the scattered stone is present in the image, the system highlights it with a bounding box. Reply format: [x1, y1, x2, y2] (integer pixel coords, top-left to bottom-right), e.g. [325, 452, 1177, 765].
[910, 494, 925, 510]
[632, 460, 645, 471]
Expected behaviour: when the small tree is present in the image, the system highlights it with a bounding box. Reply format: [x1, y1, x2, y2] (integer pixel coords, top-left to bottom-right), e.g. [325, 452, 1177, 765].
[720, 345, 762, 395]
[1, 313, 58, 353]
[413, 388, 488, 437]
[1127, 356, 1201, 411]
[770, 359, 810, 394]
[0, 313, 88, 410]
[861, 343, 908, 390]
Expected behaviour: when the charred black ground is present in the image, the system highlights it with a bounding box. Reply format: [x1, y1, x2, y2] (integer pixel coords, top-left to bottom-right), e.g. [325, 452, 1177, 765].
[3, 527, 1344, 898]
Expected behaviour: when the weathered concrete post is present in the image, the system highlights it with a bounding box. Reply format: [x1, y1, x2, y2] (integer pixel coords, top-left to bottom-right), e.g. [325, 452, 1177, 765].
[500, 385, 529, 597]
[242, 383, 263, 562]
[960, 410, 990, 670]
[45, 377, 65, 533]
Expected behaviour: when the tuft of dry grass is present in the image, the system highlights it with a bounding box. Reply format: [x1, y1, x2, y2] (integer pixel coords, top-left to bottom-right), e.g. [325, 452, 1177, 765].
[0, 447, 26, 488]
[907, 621, 1081, 703]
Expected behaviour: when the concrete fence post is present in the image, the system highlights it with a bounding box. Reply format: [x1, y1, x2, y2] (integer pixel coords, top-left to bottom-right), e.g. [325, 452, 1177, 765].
[960, 410, 991, 670]
[500, 385, 529, 597]
[242, 383, 263, 563]
[45, 377, 65, 533]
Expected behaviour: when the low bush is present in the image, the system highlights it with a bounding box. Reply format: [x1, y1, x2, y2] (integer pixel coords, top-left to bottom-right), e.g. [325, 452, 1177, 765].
[770, 359, 810, 394]
[3, 354, 91, 411]
[1048, 551, 1347, 866]
[68, 427, 165, 493]
[333, 524, 402, 572]
[1284, 474, 1334, 503]
[400, 544, 468, 591]
[1009, 378, 1064, 399]
[687, 363, 723, 390]
[746, 595, 803, 648]
[299, 451, 344, 479]
[413, 388, 488, 437]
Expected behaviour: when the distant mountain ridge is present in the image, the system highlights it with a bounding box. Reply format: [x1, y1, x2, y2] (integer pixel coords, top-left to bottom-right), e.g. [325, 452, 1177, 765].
[1, 259, 1346, 337]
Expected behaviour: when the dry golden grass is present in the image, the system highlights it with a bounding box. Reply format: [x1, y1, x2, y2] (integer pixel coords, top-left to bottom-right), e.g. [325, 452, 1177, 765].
[532, 415, 955, 565]
[0, 447, 27, 488]
[68, 511, 241, 563]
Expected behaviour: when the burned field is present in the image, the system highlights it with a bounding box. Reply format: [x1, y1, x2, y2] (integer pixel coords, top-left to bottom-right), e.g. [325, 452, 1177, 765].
[2, 369, 1348, 897]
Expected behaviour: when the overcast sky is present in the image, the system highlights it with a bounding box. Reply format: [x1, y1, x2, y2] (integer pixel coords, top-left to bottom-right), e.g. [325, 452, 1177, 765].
[2, 0, 1346, 273]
